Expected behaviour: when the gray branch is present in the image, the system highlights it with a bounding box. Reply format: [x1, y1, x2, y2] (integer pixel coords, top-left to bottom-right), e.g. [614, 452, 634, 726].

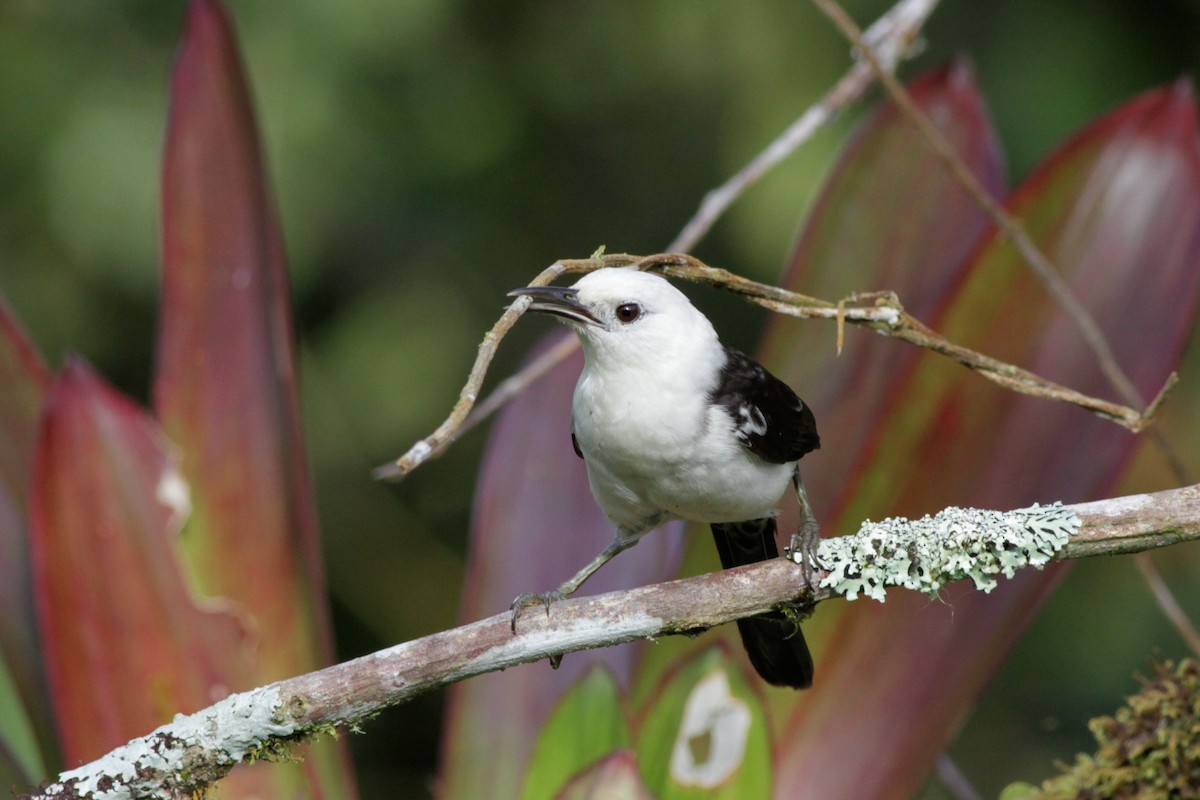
[24, 483, 1200, 800]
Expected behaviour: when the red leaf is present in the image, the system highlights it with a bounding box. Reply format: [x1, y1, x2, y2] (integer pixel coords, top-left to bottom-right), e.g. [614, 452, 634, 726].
[856, 80, 1200, 519]
[157, 0, 330, 682]
[0, 301, 50, 667]
[772, 81, 1200, 798]
[156, 2, 354, 795]
[438, 338, 685, 800]
[0, 299, 54, 780]
[768, 57, 1006, 529]
[29, 359, 254, 763]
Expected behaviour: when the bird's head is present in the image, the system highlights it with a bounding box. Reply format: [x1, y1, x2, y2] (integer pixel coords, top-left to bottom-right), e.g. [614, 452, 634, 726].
[509, 268, 719, 367]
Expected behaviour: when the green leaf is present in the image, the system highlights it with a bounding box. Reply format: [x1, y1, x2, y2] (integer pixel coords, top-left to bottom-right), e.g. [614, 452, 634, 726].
[0, 648, 44, 784]
[998, 783, 1042, 800]
[520, 666, 631, 800]
[637, 648, 772, 800]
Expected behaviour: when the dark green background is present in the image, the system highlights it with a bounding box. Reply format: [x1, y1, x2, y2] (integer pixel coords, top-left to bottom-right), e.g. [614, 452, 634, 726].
[2, 2, 1199, 797]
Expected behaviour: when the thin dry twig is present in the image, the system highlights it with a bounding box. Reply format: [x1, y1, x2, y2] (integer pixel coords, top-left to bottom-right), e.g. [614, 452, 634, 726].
[26, 483, 1200, 800]
[639, 253, 1165, 428]
[935, 754, 984, 800]
[810, 0, 1150, 411]
[375, 252, 1165, 480]
[667, 0, 940, 253]
[1133, 552, 1200, 657]
[370, 0, 940, 480]
[371, 258, 592, 481]
[458, 331, 577, 437]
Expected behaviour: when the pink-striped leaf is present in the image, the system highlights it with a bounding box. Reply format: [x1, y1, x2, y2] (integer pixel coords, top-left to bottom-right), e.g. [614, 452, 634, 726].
[767, 57, 1006, 529]
[155, 1, 354, 795]
[29, 359, 255, 764]
[158, 0, 327, 691]
[771, 80, 1200, 798]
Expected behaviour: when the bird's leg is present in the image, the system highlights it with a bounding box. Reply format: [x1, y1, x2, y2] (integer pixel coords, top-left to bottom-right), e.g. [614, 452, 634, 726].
[787, 466, 822, 588]
[510, 536, 637, 632]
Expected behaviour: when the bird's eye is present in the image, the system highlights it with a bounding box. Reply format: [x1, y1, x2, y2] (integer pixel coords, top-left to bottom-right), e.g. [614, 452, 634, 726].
[615, 303, 641, 324]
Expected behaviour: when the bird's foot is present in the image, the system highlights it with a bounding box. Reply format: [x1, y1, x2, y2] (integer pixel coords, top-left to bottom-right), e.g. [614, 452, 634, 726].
[509, 589, 570, 633]
[786, 520, 822, 591]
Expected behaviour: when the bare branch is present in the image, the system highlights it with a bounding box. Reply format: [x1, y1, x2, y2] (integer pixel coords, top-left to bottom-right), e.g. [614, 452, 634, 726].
[25, 483, 1200, 800]
[810, 0, 1146, 410]
[667, 0, 941, 253]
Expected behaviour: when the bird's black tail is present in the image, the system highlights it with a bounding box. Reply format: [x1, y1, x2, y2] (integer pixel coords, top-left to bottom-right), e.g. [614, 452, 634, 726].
[710, 518, 813, 689]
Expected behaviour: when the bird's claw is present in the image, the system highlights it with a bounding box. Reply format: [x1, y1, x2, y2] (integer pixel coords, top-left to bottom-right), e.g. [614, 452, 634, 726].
[509, 589, 568, 633]
[787, 520, 822, 591]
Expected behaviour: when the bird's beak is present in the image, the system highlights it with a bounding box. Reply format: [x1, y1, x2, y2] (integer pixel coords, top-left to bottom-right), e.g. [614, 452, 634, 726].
[508, 286, 602, 326]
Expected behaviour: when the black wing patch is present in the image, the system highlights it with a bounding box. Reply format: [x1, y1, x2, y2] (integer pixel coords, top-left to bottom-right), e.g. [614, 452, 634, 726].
[709, 345, 819, 464]
[571, 424, 583, 459]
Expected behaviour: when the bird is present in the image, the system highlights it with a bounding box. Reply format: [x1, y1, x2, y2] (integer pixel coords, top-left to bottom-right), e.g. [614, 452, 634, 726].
[507, 266, 821, 689]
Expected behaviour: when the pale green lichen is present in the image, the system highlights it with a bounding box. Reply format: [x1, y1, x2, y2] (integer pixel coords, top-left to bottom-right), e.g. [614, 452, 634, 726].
[806, 502, 1079, 602]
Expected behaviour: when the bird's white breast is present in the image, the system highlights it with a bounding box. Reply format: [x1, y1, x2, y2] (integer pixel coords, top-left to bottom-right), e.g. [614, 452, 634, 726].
[572, 360, 793, 535]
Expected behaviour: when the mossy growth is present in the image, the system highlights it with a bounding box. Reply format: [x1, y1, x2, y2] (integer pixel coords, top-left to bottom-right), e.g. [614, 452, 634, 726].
[1014, 658, 1200, 799]
[243, 720, 349, 766]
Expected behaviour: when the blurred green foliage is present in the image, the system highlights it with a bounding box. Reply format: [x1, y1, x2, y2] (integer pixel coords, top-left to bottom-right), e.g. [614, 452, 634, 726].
[2, 2, 1199, 797]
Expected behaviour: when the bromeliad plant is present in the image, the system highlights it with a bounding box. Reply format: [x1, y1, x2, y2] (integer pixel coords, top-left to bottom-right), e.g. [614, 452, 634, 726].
[437, 63, 1200, 800]
[3, 1, 1200, 799]
[0, 1, 355, 797]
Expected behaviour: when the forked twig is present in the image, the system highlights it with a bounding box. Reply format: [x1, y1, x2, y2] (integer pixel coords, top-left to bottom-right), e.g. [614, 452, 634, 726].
[376, 253, 1169, 480]
[372, 0, 940, 480]
[640, 253, 1169, 429]
[809, 0, 1197, 652]
[810, 0, 1146, 410]
[372, 259, 589, 480]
